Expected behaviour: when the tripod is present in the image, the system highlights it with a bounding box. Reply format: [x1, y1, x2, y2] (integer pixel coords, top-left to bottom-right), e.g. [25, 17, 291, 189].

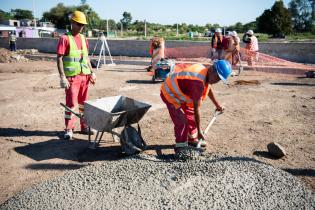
[91, 33, 115, 70]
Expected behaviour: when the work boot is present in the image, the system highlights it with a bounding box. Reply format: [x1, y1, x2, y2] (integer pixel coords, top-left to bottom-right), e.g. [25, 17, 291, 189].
[188, 139, 207, 147]
[64, 129, 73, 140]
[80, 127, 95, 135]
[174, 146, 205, 161]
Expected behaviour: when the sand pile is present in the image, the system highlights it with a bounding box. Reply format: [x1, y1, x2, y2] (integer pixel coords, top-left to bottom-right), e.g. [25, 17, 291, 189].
[0, 48, 29, 63]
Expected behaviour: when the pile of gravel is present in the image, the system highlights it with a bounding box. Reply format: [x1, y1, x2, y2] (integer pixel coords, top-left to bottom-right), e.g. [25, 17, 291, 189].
[1, 154, 314, 209]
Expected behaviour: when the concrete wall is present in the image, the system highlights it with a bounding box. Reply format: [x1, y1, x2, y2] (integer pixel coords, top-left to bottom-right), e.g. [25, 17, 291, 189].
[0, 37, 314, 64]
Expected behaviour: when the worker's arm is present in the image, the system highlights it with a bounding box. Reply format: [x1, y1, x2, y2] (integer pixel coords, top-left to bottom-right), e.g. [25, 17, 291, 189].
[57, 54, 65, 77]
[57, 54, 70, 89]
[193, 99, 205, 141]
[86, 56, 96, 85]
[208, 87, 224, 111]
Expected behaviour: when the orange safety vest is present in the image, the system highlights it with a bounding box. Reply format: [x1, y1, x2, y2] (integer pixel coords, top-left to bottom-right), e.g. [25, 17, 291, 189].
[161, 63, 210, 109]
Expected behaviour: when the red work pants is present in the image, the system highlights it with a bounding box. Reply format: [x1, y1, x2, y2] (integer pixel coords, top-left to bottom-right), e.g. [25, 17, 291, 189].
[161, 93, 197, 146]
[64, 74, 90, 131]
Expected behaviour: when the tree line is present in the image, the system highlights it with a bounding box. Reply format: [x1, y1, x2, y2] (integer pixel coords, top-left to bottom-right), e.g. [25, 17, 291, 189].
[0, 0, 314, 36]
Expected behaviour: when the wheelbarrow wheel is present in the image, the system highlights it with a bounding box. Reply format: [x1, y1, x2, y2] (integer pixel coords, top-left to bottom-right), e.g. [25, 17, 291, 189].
[120, 125, 146, 155]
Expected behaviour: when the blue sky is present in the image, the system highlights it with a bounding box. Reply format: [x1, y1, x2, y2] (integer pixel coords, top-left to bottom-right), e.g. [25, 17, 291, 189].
[1, 0, 291, 26]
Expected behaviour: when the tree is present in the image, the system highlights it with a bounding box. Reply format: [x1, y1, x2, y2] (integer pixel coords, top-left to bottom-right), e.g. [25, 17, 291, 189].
[42, 3, 74, 29]
[42, 3, 101, 30]
[288, 0, 314, 32]
[120, 11, 132, 30]
[10, 9, 33, 20]
[257, 0, 291, 36]
[0, 10, 12, 21]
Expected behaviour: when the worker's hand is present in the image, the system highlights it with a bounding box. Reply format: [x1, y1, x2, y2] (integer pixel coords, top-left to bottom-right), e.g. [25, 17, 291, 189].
[60, 76, 70, 89]
[198, 132, 205, 141]
[90, 72, 96, 85]
[212, 48, 216, 53]
[216, 105, 225, 112]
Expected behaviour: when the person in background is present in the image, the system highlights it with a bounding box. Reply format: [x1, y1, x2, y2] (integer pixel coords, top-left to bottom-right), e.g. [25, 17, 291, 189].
[9, 32, 17, 51]
[243, 30, 259, 66]
[224, 31, 240, 66]
[211, 28, 224, 60]
[160, 60, 232, 156]
[57, 10, 96, 140]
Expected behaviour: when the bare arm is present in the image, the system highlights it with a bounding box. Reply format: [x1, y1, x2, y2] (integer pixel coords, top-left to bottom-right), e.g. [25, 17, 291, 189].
[193, 99, 205, 140]
[208, 87, 223, 111]
[87, 56, 94, 73]
[57, 54, 65, 78]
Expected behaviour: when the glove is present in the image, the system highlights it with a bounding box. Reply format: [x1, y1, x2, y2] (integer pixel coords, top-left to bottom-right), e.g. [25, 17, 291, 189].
[212, 48, 216, 53]
[90, 72, 96, 85]
[60, 76, 70, 89]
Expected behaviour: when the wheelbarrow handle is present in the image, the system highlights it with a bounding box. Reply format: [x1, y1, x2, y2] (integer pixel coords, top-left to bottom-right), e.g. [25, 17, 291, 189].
[60, 103, 82, 119]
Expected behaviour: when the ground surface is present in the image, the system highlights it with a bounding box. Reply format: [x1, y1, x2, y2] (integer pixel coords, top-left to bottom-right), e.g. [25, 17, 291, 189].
[0, 59, 314, 204]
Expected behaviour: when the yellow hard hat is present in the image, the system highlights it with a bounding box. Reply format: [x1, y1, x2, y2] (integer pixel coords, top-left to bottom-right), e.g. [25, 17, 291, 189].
[71, 11, 87, 25]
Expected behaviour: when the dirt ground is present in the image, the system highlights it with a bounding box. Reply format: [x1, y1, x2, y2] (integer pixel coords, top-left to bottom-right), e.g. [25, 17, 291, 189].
[0, 59, 314, 204]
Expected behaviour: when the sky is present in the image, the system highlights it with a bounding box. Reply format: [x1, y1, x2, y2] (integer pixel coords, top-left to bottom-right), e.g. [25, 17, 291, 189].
[1, 0, 292, 26]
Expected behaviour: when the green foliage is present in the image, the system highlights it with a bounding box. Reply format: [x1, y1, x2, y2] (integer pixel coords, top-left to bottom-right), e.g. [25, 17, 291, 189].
[42, 3, 102, 30]
[0, 9, 12, 21]
[120, 11, 132, 30]
[10, 9, 33, 20]
[257, 0, 292, 36]
[288, 0, 314, 32]
[286, 32, 315, 40]
[42, 3, 74, 29]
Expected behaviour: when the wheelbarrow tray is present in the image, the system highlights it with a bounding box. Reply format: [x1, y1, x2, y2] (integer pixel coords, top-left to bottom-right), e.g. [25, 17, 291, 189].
[84, 95, 151, 132]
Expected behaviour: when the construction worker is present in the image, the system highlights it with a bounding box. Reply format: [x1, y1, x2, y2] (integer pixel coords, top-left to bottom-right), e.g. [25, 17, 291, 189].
[224, 31, 240, 65]
[57, 11, 96, 140]
[160, 60, 232, 155]
[147, 36, 165, 71]
[243, 30, 259, 66]
[211, 28, 223, 60]
[9, 32, 17, 51]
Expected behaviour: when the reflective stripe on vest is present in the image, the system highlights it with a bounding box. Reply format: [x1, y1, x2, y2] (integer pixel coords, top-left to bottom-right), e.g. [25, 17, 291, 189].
[161, 64, 210, 109]
[63, 32, 91, 77]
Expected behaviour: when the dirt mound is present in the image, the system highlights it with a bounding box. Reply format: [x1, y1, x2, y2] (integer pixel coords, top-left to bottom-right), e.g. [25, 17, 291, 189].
[0, 48, 28, 63]
[234, 80, 261, 85]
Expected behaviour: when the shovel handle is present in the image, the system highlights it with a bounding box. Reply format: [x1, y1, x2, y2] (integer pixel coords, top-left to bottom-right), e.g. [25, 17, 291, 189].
[60, 103, 82, 119]
[196, 110, 223, 148]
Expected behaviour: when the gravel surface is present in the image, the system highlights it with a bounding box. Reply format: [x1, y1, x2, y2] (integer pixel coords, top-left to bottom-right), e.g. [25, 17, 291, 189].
[1, 154, 314, 210]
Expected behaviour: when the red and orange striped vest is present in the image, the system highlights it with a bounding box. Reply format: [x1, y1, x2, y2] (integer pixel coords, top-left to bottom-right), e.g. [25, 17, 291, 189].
[161, 63, 210, 109]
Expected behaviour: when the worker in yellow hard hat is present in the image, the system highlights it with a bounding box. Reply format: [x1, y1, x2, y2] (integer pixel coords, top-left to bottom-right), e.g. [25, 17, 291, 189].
[57, 10, 96, 140]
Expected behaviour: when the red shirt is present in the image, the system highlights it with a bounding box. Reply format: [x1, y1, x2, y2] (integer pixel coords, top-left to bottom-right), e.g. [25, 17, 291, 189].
[178, 79, 204, 101]
[56, 33, 89, 56]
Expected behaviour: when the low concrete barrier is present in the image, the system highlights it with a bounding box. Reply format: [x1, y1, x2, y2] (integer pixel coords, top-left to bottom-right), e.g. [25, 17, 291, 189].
[0, 37, 314, 64]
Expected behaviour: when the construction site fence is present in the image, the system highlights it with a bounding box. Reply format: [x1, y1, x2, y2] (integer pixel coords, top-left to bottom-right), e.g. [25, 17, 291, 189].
[0, 37, 314, 64]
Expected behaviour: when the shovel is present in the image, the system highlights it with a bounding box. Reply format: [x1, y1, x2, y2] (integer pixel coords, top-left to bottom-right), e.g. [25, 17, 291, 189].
[196, 110, 223, 148]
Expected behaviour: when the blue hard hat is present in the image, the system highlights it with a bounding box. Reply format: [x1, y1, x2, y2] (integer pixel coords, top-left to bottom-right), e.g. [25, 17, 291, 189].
[214, 60, 232, 83]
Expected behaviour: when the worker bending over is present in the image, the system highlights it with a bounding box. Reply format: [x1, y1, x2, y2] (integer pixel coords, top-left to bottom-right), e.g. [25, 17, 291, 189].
[160, 60, 232, 154]
[57, 11, 96, 140]
[224, 31, 240, 66]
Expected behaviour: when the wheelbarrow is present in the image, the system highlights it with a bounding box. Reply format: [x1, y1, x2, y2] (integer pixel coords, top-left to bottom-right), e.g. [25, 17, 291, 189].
[60, 95, 151, 154]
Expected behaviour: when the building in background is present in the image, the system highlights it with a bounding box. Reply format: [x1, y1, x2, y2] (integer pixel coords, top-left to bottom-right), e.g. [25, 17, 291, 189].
[0, 25, 16, 37]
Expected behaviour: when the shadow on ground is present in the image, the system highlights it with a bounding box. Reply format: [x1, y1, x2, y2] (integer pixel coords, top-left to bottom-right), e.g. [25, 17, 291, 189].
[253, 151, 280, 160]
[270, 82, 315, 87]
[14, 138, 124, 163]
[25, 163, 86, 170]
[126, 80, 160, 84]
[283, 168, 315, 177]
[0, 128, 62, 138]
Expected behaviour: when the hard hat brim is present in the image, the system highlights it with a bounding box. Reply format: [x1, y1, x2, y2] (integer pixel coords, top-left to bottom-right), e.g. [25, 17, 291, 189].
[71, 18, 87, 25]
